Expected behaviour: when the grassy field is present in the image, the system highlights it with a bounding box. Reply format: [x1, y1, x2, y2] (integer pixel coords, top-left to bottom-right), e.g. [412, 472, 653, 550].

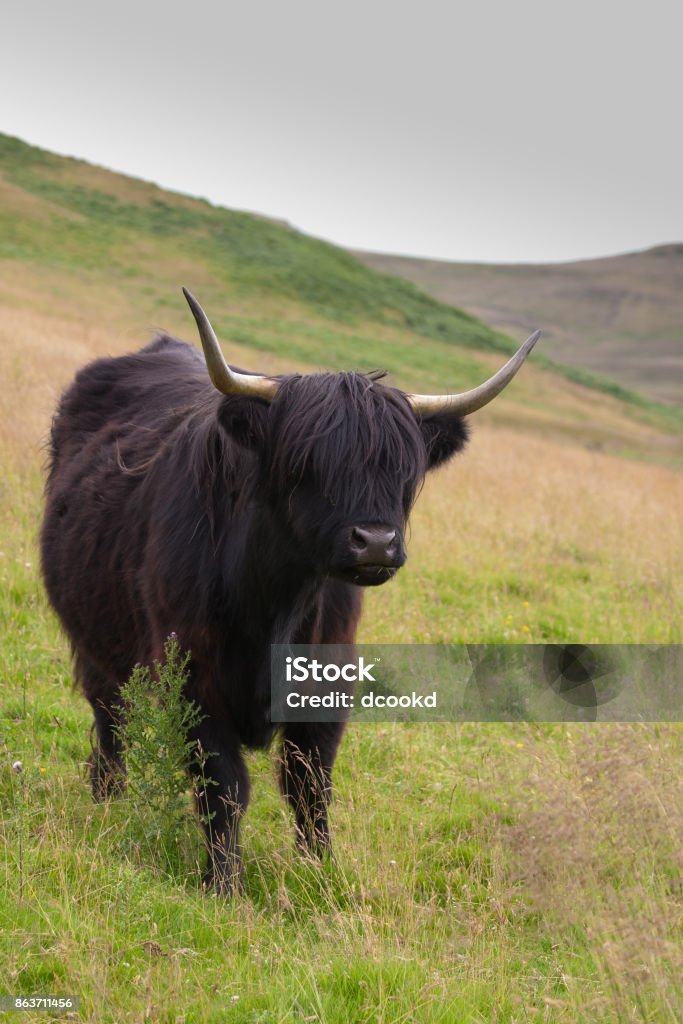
[353, 245, 683, 407]
[1, 135, 682, 1022]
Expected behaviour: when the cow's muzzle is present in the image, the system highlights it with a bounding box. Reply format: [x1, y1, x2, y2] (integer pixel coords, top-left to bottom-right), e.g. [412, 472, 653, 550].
[336, 525, 405, 586]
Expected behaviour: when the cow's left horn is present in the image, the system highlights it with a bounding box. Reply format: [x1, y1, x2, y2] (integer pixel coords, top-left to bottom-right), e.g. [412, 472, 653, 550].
[406, 330, 541, 417]
[183, 288, 280, 401]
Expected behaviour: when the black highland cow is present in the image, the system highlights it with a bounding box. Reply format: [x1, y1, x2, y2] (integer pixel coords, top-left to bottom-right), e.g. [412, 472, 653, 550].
[41, 289, 539, 892]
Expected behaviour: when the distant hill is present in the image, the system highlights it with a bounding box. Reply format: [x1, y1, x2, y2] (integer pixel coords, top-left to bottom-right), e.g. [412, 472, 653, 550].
[0, 132, 681, 468]
[352, 246, 683, 406]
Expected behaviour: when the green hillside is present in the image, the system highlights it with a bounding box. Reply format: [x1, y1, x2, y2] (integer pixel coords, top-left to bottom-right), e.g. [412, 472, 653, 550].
[0, 132, 509, 353]
[1, 132, 680, 431]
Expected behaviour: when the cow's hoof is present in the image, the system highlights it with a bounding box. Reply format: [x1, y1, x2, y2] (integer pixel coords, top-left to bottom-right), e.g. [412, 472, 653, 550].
[202, 865, 243, 897]
[87, 752, 126, 802]
[295, 825, 334, 863]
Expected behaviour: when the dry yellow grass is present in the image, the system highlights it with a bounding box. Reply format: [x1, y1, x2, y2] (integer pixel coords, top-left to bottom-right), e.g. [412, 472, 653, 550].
[363, 427, 683, 643]
[503, 722, 683, 1020]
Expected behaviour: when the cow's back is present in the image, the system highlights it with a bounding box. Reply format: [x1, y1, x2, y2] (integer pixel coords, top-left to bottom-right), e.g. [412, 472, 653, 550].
[41, 336, 213, 678]
[47, 336, 208, 472]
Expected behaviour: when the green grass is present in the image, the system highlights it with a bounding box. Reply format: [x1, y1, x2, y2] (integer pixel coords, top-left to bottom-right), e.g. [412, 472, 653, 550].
[1, 475, 681, 1022]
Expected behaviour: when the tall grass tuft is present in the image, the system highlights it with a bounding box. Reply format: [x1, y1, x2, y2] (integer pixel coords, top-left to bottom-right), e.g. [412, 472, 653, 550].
[114, 635, 209, 882]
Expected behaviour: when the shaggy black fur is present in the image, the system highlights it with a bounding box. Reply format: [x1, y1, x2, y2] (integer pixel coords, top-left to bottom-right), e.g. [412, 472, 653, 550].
[41, 334, 468, 891]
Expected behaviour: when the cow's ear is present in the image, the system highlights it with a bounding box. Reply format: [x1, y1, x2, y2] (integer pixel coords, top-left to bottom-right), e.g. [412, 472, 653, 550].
[217, 396, 270, 452]
[419, 412, 470, 470]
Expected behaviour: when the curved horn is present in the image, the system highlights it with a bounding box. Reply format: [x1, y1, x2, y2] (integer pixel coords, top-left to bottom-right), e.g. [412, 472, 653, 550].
[405, 330, 541, 416]
[183, 288, 280, 401]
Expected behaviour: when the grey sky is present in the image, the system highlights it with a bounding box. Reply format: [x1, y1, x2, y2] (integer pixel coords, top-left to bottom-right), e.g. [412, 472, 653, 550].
[2, 0, 681, 263]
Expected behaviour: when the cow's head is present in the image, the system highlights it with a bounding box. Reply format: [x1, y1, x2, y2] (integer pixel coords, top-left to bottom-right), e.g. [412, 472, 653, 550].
[184, 289, 540, 587]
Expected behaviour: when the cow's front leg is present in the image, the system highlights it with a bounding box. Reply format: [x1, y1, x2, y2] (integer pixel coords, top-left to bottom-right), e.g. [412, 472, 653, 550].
[189, 719, 250, 895]
[279, 721, 345, 857]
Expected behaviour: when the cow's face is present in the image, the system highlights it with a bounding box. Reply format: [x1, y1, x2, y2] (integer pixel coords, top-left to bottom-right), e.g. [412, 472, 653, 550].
[218, 373, 468, 586]
[184, 289, 537, 585]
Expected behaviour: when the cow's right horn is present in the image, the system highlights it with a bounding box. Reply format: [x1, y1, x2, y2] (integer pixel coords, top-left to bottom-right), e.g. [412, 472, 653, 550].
[183, 288, 280, 401]
[405, 330, 541, 416]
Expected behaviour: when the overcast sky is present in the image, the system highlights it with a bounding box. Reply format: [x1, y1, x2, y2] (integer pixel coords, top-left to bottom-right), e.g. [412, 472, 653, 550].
[2, 0, 681, 263]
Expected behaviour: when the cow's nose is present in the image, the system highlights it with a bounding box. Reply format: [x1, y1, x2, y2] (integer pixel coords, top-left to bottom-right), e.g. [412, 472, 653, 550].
[349, 526, 398, 565]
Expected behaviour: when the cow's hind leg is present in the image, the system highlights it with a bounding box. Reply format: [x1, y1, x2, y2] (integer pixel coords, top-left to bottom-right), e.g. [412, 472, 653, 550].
[188, 718, 250, 896]
[77, 655, 126, 801]
[279, 721, 345, 858]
